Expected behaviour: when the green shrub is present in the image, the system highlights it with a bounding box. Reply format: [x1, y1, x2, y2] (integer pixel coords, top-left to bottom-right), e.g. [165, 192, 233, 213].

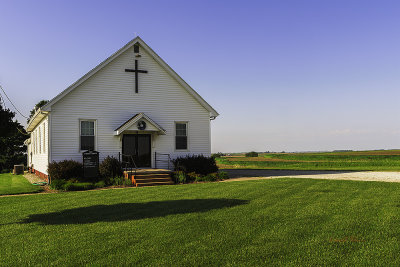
[99, 156, 122, 179]
[48, 160, 83, 181]
[245, 151, 258, 157]
[172, 155, 218, 175]
[67, 178, 79, 183]
[172, 171, 187, 184]
[199, 173, 219, 182]
[63, 182, 94, 191]
[51, 179, 106, 191]
[94, 181, 106, 188]
[50, 179, 66, 190]
[218, 171, 229, 180]
[186, 172, 201, 182]
[195, 175, 210, 182]
[212, 152, 225, 158]
[195, 171, 229, 182]
[107, 176, 131, 186]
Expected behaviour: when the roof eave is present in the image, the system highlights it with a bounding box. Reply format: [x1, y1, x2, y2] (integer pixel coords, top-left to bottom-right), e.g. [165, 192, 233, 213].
[26, 108, 49, 132]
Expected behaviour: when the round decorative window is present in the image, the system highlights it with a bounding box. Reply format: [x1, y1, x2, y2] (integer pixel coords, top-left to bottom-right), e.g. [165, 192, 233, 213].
[137, 120, 147, 130]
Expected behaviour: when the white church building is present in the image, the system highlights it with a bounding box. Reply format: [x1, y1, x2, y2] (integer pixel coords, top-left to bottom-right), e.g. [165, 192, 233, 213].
[25, 37, 219, 179]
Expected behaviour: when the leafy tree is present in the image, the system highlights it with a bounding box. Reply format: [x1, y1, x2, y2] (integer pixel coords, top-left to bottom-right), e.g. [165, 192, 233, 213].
[27, 100, 49, 123]
[0, 103, 27, 172]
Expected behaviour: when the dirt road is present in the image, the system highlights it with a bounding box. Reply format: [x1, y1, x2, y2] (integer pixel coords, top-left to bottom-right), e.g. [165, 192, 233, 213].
[223, 169, 400, 183]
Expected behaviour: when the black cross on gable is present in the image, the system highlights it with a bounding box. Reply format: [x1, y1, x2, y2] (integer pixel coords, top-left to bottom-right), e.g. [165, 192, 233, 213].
[125, 59, 148, 93]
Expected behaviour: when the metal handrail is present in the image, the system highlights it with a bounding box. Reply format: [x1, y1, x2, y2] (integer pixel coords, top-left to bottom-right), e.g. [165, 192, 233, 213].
[119, 153, 138, 177]
[155, 152, 172, 169]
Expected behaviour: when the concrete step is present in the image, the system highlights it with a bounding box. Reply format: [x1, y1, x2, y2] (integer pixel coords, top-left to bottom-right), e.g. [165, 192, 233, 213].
[136, 181, 174, 187]
[124, 169, 173, 175]
[135, 174, 171, 179]
[135, 177, 172, 182]
[131, 172, 174, 187]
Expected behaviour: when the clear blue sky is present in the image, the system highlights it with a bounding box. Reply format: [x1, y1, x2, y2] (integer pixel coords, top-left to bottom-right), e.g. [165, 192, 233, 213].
[1, 0, 399, 152]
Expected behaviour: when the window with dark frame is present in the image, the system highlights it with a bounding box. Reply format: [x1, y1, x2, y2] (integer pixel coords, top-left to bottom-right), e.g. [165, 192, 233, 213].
[80, 120, 95, 151]
[175, 122, 188, 150]
[134, 43, 140, 53]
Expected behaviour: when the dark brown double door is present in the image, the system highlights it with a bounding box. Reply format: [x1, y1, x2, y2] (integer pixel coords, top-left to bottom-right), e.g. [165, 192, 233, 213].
[122, 134, 151, 167]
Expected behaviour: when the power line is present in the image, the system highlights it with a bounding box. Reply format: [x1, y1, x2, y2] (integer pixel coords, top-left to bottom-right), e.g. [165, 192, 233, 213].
[16, 126, 30, 136]
[0, 85, 29, 119]
[0, 89, 30, 135]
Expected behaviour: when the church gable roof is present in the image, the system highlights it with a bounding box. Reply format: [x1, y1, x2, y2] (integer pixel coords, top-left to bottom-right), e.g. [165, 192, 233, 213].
[40, 37, 219, 117]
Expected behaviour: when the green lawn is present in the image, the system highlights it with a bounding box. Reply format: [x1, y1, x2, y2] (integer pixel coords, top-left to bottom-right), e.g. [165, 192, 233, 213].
[2, 178, 400, 265]
[0, 173, 43, 195]
[217, 150, 400, 171]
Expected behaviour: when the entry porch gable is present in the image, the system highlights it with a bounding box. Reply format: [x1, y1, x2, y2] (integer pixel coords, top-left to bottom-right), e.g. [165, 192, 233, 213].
[114, 113, 166, 136]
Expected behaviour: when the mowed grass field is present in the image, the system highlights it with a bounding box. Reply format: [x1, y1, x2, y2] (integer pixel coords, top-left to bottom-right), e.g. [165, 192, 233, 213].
[2, 178, 400, 265]
[217, 150, 400, 171]
[0, 173, 42, 196]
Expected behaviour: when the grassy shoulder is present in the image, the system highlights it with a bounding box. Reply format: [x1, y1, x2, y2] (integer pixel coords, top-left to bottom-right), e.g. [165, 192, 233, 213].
[2, 178, 400, 265]
[217, 150, 400, 171]
[0, 173, 43, 195]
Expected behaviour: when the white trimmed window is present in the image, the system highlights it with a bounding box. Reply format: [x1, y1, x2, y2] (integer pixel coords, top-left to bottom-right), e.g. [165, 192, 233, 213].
[175, 122, 188, 150]
[80, 120, 95, 151]
[33, 132, 36, 154]
[38, 126, 41, 154]
[43, 123, 46, 153]
[35, 131, 37, 154]
[36, 130, 39, 154]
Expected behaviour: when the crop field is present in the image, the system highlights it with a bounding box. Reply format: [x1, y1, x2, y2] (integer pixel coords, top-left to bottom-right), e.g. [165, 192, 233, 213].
[216, 150, 400, 171]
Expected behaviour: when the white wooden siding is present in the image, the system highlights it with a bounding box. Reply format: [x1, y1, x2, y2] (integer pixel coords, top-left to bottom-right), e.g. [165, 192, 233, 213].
[29, 116, 49, 174]
[50, 45, 211, 169]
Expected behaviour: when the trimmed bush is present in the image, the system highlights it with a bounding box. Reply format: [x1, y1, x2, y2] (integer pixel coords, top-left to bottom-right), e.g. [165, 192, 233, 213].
[187, 172, 201, 182]
[50, 180, 106, 191]
[218, 171, 229, 180]
[172, 171, 187, 184]
[99, 156, 122, 179]
[107, 176, 131, 186]
[245, 151, 258, 157]
[194, 171, 229, 182]
[195, 172, 228, 182]
[172, 155, 218, 175]
[63, 182, 95, 191]
[48, 160, 83, 181]
[196, 173, 218, 182]
[49, 179, 66, 190]
[94, 181, 106, 188]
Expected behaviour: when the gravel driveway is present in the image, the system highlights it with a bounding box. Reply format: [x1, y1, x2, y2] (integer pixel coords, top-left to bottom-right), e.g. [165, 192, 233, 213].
[223, 169, 400, 183]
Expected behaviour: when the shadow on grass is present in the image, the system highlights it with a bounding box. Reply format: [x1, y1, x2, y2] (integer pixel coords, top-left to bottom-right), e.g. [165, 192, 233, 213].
[20, 199, 248, 225]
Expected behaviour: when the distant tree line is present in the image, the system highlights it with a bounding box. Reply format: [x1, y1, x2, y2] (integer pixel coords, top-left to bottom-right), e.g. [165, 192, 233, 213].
[245, 151, 258, 157]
